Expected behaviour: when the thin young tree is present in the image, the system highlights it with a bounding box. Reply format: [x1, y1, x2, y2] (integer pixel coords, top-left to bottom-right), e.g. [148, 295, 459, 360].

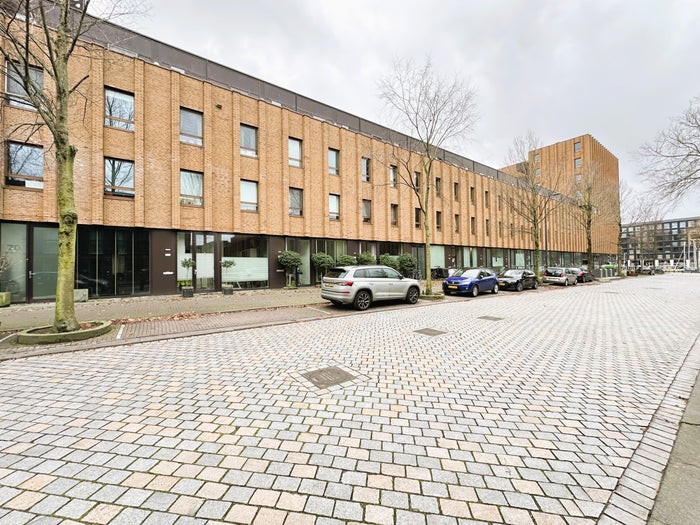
[1, 0, 139, 331]
[640, 96, 700, 203]
[501, 131, 566, 278]
[378, 58, 477, 294]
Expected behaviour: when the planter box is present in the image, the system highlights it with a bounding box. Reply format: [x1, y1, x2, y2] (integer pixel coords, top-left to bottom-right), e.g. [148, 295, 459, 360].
[222, 285, 234, 295]
[181, 286, 194, 298]
[0, 291, 10, 307]
[74, 288, 89, 302]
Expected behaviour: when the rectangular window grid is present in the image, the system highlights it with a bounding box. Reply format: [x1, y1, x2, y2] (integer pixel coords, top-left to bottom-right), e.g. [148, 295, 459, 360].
[104, 158, 135, 197]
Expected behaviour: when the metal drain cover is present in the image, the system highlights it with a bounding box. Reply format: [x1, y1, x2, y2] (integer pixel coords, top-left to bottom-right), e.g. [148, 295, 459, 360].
[415, 328, 447, 336]
[302, 366, 356, 389]
[478, 316, 503, 321]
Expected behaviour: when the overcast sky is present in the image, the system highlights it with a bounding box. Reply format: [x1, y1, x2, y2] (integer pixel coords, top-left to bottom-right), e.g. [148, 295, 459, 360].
[110, 0, 700, 220]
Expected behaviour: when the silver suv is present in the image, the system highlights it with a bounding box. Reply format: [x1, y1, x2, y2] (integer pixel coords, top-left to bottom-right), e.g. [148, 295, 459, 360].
[321, 265, 420, 310]
[543, 267, 578, 286]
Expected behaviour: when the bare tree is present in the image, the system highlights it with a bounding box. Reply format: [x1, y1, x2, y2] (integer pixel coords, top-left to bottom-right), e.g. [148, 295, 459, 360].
[641, 96, 700, 202]
[1, 0, 139, 331]
[501, 131, 566, 278]
[378, 57, 477, 294]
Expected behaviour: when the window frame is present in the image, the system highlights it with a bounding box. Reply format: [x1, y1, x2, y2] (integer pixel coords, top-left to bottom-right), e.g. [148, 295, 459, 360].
[328, 148, 340, 176]
[435, 177, 442, 196]
[361, 157, 371, 182]
[6, 142, 44, 189]
[240, 179, 259, 211]
[289, 187, 303, 216]
[329, 193, 340, 220]
[104, 87, 135, 131]
[180, 107, 203, 146]
[362, 199, 372, 223]
[390, 204, 398, 226]
[6, 62, 43, 109]
[455, 214, 460, 233]
[240, 124, 258, 157]
[414, 208, 421, 229]
[104, 157, 135, 197]
[389, 165, 397, 188]
[288, 137, 302, 167]
[574, 157, 583, 169]
[436, 211, 442, 231]
[180, 169, 203, 206]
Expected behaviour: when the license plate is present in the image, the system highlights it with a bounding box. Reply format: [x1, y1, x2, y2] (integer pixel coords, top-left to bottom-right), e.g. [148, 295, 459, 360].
[325, 282, 333, 287]
[499, 281, 506, 286]
[448, 285, 458, 289]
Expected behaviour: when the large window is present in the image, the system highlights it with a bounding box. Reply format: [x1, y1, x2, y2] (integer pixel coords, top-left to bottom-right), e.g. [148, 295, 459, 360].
[390, 204, 398, 226]
[329, 194, 340, 220]
[180, 108, 203, 145]
[362, 199, 372, 223]
[240, 125, 258, 157]
[104, 158, 135, 197]
[180, 170, 203, 205]
[241, 180, 258, 211]
[6, 63, 43, 109]
[289, 187, 303, 216]
[361, 157, 371, 182]
[104, 88, 134, 131]
[221, 234, 269, 288]
[7, 142, 43, 189]
[328, 148, 340, 175]
[289, 138, 302, 167]
[574, 157, 583, 168]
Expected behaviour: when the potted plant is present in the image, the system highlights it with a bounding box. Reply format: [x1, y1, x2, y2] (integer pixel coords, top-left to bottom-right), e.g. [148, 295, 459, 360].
[311, 252, 334, 284]
[0, 251, 11, 307]
[278, 250, 302, 288]
[220, 258, 236, 295]
[180, 257, 196, 297]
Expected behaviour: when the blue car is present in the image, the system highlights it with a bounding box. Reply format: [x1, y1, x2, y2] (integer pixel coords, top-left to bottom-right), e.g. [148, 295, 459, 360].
[442, 267, 499, 297]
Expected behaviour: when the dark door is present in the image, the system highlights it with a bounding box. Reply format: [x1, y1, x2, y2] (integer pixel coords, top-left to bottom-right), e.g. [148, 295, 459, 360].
[151, 230, 177, 294]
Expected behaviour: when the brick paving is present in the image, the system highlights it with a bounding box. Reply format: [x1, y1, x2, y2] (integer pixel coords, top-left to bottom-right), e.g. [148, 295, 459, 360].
[0, 274, 698, 524]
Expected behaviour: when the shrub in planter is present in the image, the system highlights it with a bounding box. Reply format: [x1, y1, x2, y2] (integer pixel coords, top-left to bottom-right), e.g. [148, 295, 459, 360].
[220, 259, 236, 294]
[398, 252, 418, 277]
[357, 251, 376, 265]
[180, 258, 196, 297]
[336, 254, 356, 266]
[279, 250, 302, 287]
[311, 252, 335, 280]
[379, 253, 399, 271]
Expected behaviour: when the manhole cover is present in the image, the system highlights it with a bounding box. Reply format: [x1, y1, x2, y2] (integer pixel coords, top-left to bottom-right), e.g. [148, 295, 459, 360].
[302, 366, 356, 389]
[415, 328, 447, 336]
[478, 316, 503, 321]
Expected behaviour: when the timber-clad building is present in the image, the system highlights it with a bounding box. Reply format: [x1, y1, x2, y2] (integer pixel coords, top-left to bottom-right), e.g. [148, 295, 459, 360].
[0, 11, 620, 301]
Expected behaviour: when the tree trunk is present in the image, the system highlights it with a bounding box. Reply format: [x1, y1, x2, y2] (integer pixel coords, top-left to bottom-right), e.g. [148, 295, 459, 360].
[54, 144, 79, 332]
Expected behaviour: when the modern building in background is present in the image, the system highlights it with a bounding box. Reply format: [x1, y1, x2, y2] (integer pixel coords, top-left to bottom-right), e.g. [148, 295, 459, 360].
[0, 11, 620, 302]
[621, 216, 699, 271]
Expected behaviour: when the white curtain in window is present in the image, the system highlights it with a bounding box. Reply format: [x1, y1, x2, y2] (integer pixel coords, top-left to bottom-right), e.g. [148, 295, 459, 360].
[181, 170, 203, 196]
[241, 180, 258, 210]
[180, 109, 202, 138]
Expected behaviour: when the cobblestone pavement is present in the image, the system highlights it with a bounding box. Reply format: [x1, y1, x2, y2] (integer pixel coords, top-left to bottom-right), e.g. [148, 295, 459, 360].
[0, 275, 698, 524]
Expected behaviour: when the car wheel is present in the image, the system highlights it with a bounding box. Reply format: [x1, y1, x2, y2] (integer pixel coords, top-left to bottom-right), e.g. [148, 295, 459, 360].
[564, 280, 569, 286]
[516, 282, 523, 292]
[573, 279, 577, 286]
[471, 285, 479, 298]
[405, 287, 419, 304]
[353, 290, 372, 311]
[491, 283, 499, 294]
[533, 280, 538, 289]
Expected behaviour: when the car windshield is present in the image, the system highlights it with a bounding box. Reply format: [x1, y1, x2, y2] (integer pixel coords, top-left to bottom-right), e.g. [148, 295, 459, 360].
[500, 270, 521, 277]
[454, 268, 481, 278]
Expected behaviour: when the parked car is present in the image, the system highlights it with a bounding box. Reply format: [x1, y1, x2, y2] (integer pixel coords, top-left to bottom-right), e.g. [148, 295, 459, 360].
[543, 267, 578, 286]
[442, 268, 499, 297]
[570, 267, 593, 283]
[497, 269, 538, 291]
[321, 265, 420, 311]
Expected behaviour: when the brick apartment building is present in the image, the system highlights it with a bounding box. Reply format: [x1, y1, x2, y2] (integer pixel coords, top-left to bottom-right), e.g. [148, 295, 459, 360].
[0, 11, 620, 302]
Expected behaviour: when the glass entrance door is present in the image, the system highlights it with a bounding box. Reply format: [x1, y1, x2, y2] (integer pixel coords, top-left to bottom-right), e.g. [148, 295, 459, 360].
[195, 233, 215, 291]
[31, 226, 59, 300]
